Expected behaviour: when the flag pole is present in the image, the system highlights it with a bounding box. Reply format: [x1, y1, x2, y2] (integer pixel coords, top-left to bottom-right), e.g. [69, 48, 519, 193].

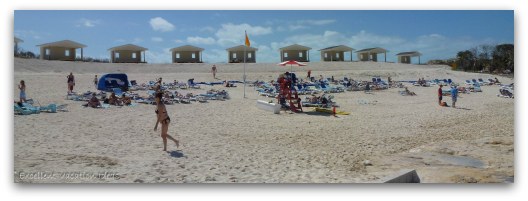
[243, 47, 246, 98]
[243, 31, 247, 98]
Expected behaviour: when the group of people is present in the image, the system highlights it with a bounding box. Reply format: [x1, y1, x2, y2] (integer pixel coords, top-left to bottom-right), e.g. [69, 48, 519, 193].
[417, 77, 427, 86]
[438, 84, 458, 108]
[84, 92, 133, 108]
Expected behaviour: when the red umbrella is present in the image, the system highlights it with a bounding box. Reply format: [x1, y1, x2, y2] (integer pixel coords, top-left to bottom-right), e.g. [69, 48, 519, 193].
[277, 60, 307, 73]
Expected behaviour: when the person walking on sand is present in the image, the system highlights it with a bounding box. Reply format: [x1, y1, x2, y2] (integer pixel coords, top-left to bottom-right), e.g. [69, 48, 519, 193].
[211, 64, 217, 79]
[67, 72, 75, 93]
[18, 80, 26, 103]
[154, 92, 179, 151]
[307, 70, 311, 79]
[94, 75, 98, 87]
[438, 85, 443, 106]
[451, 86, 458, 108]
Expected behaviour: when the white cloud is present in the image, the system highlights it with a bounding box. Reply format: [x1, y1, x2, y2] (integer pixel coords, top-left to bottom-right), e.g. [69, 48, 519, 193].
[200, 26, 216, 33]
[145, 48, 172, 64]
[132, 37, 143, 44]
[349, 30, 406, 47]
[76, 18, 101, 28]
[114, 39, 126, 43]
[215, 23, 273, 47]
[288, 25, 308, 31]
[187, 36, 216, 45]
[149, 17, 175, 32]
[151, 37, 164, 42]
[173, 39, 184, 43]
[298, 19, 336, 26]
[14, 30, 46, 40]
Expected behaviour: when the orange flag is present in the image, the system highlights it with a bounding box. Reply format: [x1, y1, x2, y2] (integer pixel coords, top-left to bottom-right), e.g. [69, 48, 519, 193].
[245, 31, 251, 47]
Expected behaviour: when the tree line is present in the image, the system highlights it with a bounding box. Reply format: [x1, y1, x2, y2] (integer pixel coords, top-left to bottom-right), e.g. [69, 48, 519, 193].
[453, 44, 514, 74]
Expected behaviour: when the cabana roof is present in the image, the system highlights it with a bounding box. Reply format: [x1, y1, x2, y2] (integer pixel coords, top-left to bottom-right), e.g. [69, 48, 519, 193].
[108, 44, 148, 51]
[319, 45, 354, 52]
[226, 45, 258, 52]
[14, 37, 24, 43]
[396, 51, 422, 57]
[355, 47, 387, 54]
[37, 40, 87, 48]
[170, 45, 204, 52]
[279, 44, 311, 51]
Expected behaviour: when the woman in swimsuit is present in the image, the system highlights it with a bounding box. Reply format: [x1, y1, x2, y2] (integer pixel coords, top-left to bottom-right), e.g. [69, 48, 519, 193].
[154, 92, 179, 151]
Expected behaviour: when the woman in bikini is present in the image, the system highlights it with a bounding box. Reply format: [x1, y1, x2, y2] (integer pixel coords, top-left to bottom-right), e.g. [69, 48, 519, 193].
[154, 92, 179, 151]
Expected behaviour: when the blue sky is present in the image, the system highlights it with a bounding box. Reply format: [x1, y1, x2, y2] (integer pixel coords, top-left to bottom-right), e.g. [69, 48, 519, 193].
[14, 10, 513, 64]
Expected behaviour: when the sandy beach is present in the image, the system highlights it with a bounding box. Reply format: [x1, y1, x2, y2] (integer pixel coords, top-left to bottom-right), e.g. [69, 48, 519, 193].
[13, 58, 514, 183]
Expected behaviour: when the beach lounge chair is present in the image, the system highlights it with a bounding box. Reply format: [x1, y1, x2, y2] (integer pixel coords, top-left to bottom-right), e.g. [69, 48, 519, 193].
[465, 80, 473, 86]
[447, 79, 453, 85]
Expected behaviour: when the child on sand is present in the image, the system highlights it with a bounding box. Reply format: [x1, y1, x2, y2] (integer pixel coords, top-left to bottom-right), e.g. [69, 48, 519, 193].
[67, 72, 75, 93]
[18, 80, 26, 103]
[212, 65, 217, 79]
[154, 92, 179, 151]
[451, 86, 458, 108]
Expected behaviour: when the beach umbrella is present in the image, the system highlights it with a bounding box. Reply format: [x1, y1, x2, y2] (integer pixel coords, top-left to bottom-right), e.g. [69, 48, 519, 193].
[277, 60, 307, 73]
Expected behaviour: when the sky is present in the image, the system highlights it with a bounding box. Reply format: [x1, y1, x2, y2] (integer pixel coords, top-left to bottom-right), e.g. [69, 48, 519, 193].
[14, 10, 513, 64]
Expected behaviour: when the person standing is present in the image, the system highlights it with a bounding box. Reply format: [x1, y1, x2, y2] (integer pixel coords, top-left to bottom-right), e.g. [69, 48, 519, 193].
[154, 92, 179, 151]
[307, 70, 312, 79]
[211, 64, 217, 79]
[451, 86, 458, 108]
[18, 80, 26, 103]
[438, 85, 443, 106]
[67, 72, 75, 93]
[94, 75, 98, 88]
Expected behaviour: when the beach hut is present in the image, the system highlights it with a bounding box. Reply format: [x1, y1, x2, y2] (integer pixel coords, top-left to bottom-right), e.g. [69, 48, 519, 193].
[319, 45, 355, 62]
[14, 37, 23, 55]
[37, 40, 86, 61]
[396, 51, 422, 64]
[356, 47, 388, 62]
[97, 73, 129, 91]
[226, 45, 258, 63]
[108, 44, 148, 63]
[279, 44, 311, 62]
[170, 45, 204, 63]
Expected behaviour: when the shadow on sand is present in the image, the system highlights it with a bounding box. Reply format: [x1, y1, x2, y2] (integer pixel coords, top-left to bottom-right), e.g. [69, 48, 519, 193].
[167, 150, 185, 158]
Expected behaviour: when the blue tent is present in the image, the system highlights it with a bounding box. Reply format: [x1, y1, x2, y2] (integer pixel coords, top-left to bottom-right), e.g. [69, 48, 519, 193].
[97, 73, 129, 91]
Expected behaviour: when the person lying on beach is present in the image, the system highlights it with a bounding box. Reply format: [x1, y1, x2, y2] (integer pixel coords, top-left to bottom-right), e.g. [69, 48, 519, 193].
[154, 92, 179, 151]
[84, 93, 101, 108]
[121, 94, 132, 105]
[224, 80, 235, 87]
[108, 92, 122, 106]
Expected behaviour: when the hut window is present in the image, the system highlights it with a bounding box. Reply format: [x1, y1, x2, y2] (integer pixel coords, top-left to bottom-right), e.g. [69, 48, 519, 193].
[324, 53, 328, 58]
[45, 49, 50, 56]
[65, 50, 70, 57]
[284, 52, 288, 57]
[299, 52, 303, 57]
[132, 53, 137, 59]
[248, 53, 252, 59]
[115, 52, 120, 59]
[336, 53, 340, 59]
[192, 53, 196, 59]
[232, 53, 237, 58]
[176, 53, 180, 59]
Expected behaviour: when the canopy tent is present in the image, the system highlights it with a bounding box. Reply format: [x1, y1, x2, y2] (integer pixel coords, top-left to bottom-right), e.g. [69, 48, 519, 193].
[97, 73, 129, 91]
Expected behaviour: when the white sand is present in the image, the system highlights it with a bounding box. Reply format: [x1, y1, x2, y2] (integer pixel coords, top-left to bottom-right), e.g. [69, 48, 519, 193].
[13, 58, 514, 183]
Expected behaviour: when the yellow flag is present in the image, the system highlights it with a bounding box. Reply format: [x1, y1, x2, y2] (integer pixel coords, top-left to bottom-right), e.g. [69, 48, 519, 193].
[245, 31, 250, 47]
